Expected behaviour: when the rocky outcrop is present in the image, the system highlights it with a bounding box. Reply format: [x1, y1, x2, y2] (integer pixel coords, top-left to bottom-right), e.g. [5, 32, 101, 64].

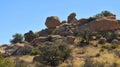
[5, 44, 33, 56]
[66, 36, 75, 44]
[111, 39, 120, 45]
[77, 18, 118, 32]
[78, 18, 89, 25]
[39, 28, 53, 36]
[33, 56, 41, 62]
[52, 23, 75, 36]
[31, 37, 48, 44]
[45, 16, 61, 29]
[98, 38, 107, 44]
[67, 13, 77, 24]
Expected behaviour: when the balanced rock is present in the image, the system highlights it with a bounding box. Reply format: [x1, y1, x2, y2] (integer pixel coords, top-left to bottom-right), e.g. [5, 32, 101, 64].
[67, 13, 77, 24]
[45, 16, 61, 29]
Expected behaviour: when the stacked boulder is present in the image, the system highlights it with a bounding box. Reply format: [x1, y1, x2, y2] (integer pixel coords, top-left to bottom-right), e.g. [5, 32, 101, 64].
[45, 16, 61, 29]
[44, 13, 119, 36]
[67, 13, 77, 24]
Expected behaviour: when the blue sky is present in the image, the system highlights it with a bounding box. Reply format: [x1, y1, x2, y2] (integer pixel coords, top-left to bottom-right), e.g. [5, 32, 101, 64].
[0, 0, 120, 44]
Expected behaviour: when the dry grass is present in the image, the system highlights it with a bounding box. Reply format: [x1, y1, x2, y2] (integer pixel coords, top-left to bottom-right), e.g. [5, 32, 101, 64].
[19, 55, 34, 63]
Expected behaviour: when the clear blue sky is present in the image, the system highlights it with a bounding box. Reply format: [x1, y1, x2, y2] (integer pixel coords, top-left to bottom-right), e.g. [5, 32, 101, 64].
[0, 0, 120, 44]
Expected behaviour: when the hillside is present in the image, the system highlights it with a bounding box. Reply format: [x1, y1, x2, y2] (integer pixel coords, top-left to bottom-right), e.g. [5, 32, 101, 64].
[0, 10, 120, 67]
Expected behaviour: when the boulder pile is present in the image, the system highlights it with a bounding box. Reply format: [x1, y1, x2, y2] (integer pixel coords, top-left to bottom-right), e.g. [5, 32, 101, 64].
[44, 13, 119, 36]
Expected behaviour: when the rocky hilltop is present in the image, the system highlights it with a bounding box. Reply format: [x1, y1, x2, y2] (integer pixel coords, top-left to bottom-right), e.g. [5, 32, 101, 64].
[40, 12, 119, 37]
[1, 11, 120, 67]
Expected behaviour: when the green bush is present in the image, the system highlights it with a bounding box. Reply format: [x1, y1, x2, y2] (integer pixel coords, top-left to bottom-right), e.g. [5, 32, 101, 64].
[101, 45, 110, 49]
[39, 45, 72, 66]
[31, 49, 40, 55]
[88, 17, 96, 22]
[94, 10, 115, 18]
[24, 30, 39, 42]
[111, 44, 119, 49]
[0, 53, 15, 67]
[10, 33, 24, 44]
[95, 53, 100, 57]
[99, 48, 104, 52]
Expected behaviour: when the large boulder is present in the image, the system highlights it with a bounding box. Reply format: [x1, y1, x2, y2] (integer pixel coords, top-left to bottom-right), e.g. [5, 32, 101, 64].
[77, 18, 118, 32]
[111, 39, 120, 45]
[78, 18, 89, 25]
[52, 23, 74, 36]
[67, 13, 77, 24]
[45, 16, 61, 29]
[66, 36, 75, 44]
[31, 37, 48, 44]
[98, 38, 107, 44]
[5, 44, 33, 56]
[39, 28, 53, 36]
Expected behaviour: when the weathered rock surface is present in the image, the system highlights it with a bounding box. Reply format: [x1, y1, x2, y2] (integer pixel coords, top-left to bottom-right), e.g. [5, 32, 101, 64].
[78, 18, 89, 25]
[31, 37, 48, 44]
[45, 16, 61, 29]
[52, 23, 75, 36]
[98, 38, 107, 44]
[111, 39, 120, 45]
[5, 44, 33, 56]
[77, 18, 118, 32]
[67, 13, 77, 24]
[39, 28, 53, 36]
[33, 56, 41, 62]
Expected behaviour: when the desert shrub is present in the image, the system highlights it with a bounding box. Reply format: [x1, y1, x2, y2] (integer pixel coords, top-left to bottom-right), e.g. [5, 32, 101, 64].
[88, 17, 96, 22]
[106, 32, 118, 43]
[98, 38, 106, 44]
[10, 33, 24, 44]
[84, 58, 105, 67]
[95, 53, 100, 57]
[0, 52, 4, 58]
[58, 45, 72, 60]
[114, 50, 120, 57]
[96, 34, 102, 39]
[94, 10, 115, 18]
[101, 45, 110, 49]
[39, 45, 72, 66]
[24, 30, 39, 42]
[14, 59, 27, 67]
[31, 49, 40, 55]
[99, 48, 104, 52]
[0, 53, 15, 67]
[111, 44, 119, 49]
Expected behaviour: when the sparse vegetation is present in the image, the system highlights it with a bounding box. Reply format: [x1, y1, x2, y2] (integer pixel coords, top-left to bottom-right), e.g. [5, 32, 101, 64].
[111, 44, 119, 49]
[94, 10, 115, 18]
[2, 11, 120, 67]
[24, 30, 39, 42]
[31, 49, 40, 55]
[39, 44, 72, 66]
[10, 33, 24, 44]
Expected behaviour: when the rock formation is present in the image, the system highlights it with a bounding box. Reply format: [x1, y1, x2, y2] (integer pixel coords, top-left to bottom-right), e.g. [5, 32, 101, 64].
[44, 13, 119, 36]
[67, 13, 77, 24]
[45, 16, 61, 29]
[77, 18, 118, 32]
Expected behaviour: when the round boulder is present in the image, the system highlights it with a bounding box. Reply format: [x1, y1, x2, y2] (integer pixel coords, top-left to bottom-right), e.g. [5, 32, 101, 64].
[45, 16, 61, 29]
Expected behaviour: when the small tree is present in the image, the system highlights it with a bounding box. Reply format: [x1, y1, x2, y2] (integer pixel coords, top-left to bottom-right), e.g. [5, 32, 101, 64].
[10, 33, 24, 44]
[94, 10, 115, 18]
[39, 45, 72, 66]
[24, 30, 39, 42]
[82, 29, 91, 44]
